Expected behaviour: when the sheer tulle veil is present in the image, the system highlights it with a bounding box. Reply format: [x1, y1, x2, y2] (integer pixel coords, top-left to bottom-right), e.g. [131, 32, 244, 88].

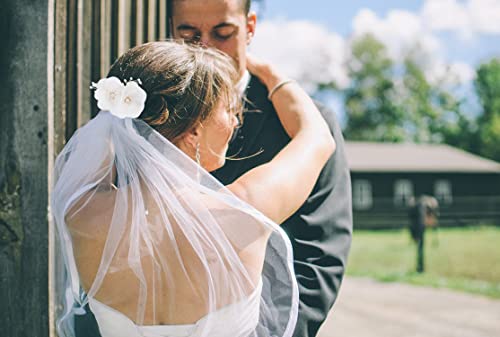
[51, 109, 299, 337]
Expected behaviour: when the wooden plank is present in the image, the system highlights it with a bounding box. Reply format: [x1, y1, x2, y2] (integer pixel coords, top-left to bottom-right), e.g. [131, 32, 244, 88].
[147, 0, 157, 41]
[100, 0, 112, 77]
[50, 0, 70, 335]
[158, 0, 167, 40]
[118, 0, 132, 55]
[76, 0, 93, 126]
[90, 0, 102, 117]
[0, 0, 50, 336]
[54, 0, 69, 152]
[66, 0, 78, 138]
[135, 0, 145, 45]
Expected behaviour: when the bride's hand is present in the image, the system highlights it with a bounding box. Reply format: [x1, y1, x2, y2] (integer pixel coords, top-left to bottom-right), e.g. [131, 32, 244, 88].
[246, 54, 267, 76]
[246, 54, 282, 91]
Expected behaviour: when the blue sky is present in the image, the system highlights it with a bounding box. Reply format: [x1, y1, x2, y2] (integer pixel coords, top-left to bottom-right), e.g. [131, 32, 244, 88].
[262, 0, 423, 35]
[250, 0, 500, 124]
[257, 0, 500, 67]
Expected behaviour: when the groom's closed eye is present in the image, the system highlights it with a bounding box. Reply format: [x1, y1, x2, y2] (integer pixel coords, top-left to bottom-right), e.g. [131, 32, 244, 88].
[176, 23, 239, 43]
[213, 25, 238, 41]
[177, 25, 200, 42]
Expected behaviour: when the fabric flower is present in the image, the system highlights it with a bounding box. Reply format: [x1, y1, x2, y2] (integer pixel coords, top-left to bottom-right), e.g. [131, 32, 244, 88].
[114, 81, 147, 119]
[93, 77, 124, 112]
[92, 77, 147, 119]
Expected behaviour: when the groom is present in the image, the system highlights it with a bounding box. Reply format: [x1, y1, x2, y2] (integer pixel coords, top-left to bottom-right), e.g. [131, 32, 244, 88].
[168, 1, 352, 337]
[74, 1, 352, 336]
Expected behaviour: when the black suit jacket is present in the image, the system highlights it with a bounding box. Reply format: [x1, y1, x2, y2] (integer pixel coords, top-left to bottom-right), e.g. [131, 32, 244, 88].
[74, 75, 352, 337]
[213, 75, 353, 337]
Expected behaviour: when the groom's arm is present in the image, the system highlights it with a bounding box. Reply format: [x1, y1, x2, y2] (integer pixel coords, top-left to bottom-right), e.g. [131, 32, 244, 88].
[284, 102, 353, 337]
[214, 76, 352, 337]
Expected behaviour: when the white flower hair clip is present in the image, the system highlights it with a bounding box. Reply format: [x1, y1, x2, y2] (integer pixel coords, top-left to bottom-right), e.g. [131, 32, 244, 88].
[91, 76, 147, 119]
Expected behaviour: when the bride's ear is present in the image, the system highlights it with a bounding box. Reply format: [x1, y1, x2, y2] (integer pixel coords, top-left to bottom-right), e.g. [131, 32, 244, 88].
[177, 123, 203, 152]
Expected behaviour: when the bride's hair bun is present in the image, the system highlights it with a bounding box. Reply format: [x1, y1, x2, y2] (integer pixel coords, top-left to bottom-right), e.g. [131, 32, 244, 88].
[107, 41, 240, 142]
[143, 94, 170, 126]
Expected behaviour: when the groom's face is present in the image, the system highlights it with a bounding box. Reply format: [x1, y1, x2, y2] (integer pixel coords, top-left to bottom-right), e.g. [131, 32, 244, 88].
[170, 0, 256, 77]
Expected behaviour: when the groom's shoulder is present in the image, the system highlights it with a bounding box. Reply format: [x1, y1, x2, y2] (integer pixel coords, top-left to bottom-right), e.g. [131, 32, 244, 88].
[313, 99, 340, 129]
[245, 74, 269, 103]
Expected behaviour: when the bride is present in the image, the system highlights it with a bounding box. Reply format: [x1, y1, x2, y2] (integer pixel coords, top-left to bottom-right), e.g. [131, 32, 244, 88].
[52, 41, 335, 337]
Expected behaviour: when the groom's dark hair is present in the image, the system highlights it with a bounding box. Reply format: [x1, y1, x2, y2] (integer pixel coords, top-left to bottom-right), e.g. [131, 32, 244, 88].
[168, 0, 252, 16]
[242, 0, 251, 14]
[167, 0, 252, 38]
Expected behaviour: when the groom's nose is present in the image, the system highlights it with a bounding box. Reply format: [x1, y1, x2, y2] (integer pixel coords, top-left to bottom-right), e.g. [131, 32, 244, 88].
[199, 35, 213, 48]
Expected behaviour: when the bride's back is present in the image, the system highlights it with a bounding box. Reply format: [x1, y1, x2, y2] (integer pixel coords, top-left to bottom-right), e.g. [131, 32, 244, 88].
[66, 184, 268, 325]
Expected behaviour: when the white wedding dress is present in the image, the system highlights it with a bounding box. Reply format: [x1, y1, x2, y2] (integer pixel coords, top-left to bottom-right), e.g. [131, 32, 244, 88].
[89, 279, 263, 337]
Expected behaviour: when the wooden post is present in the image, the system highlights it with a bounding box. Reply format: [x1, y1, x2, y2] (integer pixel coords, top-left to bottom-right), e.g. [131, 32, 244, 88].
[0, 1, 51, 336]
[0, 1, 172, 335]
[101, 0, 113, 77]
[148, 0, 158, 41]
[76, 0, 94, 125]
[135, 0, 146, 45]
[158, 0, 168, 40]
[118, 0, 132, 55]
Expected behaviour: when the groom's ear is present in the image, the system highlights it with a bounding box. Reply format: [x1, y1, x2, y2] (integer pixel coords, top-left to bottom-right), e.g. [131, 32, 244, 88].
[246, 11, 257, 44]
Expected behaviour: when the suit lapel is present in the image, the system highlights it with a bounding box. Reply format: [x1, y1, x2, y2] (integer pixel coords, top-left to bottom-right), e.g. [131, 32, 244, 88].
[213, 75, 285, 184]
[227, 75, 272, 157]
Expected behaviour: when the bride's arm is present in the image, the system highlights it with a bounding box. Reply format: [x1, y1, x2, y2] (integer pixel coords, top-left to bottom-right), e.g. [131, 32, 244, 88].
[227, 56, 336, 224]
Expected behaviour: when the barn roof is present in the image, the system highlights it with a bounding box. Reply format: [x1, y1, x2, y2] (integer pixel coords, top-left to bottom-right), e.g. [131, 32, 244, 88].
[345, 142, 500, 173]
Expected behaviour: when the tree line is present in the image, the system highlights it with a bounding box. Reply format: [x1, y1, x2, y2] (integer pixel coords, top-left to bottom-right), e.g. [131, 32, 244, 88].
[322, 34, 500, 163]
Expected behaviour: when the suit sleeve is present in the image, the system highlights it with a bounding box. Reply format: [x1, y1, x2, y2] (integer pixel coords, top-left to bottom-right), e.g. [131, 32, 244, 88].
[284, 103, 353, 337]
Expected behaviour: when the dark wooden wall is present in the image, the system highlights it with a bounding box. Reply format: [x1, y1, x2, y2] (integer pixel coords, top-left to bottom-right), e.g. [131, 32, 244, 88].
[0, 1, 50, 337]
[1, 1, 170, 336]
[57, 0, 169, 138]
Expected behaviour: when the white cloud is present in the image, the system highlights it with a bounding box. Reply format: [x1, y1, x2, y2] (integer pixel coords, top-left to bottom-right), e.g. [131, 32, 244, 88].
[351, 8, 449, 83]
[352, 8, 441, 63]
[422, 0, 500, 37]
[426, 61, 476, 85]
[250, 5, 481, 93]
[421, 0, 470, 35]
[250, 19, 349, 92]
[351, 8, 477, 85]
[448, 61, 477, 83]
[354, 9, 427, 49]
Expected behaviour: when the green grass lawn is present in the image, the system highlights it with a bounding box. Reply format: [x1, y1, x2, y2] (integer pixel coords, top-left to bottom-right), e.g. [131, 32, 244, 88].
[346, 226, 500, 298]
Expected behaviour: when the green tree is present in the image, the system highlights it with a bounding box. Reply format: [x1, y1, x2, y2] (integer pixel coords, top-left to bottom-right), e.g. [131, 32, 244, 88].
[342, 34, 474, 147]
[343, 34, 405, 141]
[475, 58, 500, 161]
[399, 56, 475, 147]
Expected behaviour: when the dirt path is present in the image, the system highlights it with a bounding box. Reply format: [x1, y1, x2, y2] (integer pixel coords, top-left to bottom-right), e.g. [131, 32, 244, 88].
[317, 277, 500, 337]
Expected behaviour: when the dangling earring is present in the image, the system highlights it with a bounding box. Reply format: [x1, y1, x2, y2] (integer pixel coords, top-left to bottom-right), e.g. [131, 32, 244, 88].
[195, 143, 201, 182]
[195, 143, 201, 166]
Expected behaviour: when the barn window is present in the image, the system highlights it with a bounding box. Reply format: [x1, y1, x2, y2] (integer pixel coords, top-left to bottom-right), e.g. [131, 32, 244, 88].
[434, 180, 452, 205]
[353, 180, 373, 210]
[394, 179, 414, 207]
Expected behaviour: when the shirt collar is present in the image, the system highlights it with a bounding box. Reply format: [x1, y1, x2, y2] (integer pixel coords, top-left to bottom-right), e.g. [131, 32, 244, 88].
[235, 70, 251, 96]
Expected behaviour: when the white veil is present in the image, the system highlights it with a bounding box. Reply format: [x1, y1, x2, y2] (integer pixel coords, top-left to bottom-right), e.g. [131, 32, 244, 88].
[52, 111, 298, 337]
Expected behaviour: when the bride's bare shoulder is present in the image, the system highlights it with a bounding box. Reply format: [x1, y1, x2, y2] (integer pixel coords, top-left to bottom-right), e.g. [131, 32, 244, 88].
[65, 185, 118, 232]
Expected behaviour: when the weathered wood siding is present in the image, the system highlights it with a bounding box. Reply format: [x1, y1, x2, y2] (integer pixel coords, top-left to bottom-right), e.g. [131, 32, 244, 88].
[1, 1, 169, 336]
[0, 1, 50, 337]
